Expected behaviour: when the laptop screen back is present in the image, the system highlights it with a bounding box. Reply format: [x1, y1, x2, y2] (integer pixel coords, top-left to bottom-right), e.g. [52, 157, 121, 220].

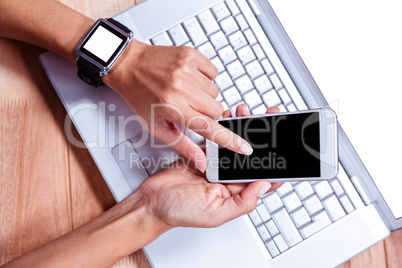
[270, 0, 402, 219]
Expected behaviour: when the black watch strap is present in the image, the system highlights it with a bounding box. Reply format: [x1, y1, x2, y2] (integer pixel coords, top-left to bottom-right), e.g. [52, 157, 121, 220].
[76, 18, 132, 87]
[108, 18, 132, 35]
[77, 57, 104, 87]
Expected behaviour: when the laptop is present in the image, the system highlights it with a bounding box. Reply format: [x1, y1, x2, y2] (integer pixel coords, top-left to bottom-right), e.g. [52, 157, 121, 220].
[39, 0, 402, 267]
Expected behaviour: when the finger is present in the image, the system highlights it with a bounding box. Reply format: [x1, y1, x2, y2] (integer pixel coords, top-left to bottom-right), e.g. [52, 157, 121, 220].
[191, 49, 218, 80]
[209, 181, 272, 226]
[185, 110, 253, 156]
[235, 103, 250, 117]
[266, 106, 279, 113]
[154, 121, 207, 172]
[227, 181, 279, 197]
[222, 110, 232, 118]
[190, 72, 219, 98]
[188, 92, 224, 120]
[268, 182, 284, 192]
[226, 183, 248, 195]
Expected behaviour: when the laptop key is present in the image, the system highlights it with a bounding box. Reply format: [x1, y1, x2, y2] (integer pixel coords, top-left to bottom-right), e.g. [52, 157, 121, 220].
[262, 89, 281, 107]
[265, 220, 280, 236]
[210, 31, 229, 50]
[282, 192, 302, 212]
[300, 210, 331, 238]
[256, 204, 271, 222]
[237, 45, 256, 64]
[243, 90, 263, 108]
[277, 104, 287, 112]
[287, 103, 297, 111]
[244, 29, 257, 45]
[216, 91, 223, 102]
[276, 182, 293, 197]
[339, 195, 355, 213]
[197, 10, 220, 36]
[226, 0, 240, 16]
[222, 86, 241, 106]
[251, 104, 267, 115]
[235, 75, 254, 94]
[168, 25, 190, 46]
[220, 16, 239, 35]
[248, 210, 263, 226]
[263, 192, 283, 213]
[330, 179, 345, 196]
[227, 60, 246, 79]
[210, 57, 225, 73]
[272, 208, 303, 247]
[235, 14, 249, 31]
[252, 44, 266, 60]
[151, 32, 173, 46]
[228, 31, 247, 50]
[245, 60, 264, 79]
[261, 58, 275, 75]
[294, 181, 314, 200]
[278, 88, 292, 105]
[254, 75, 273, 94]
[265, 240, 280, 257]
[273, 234, 289, 253]
[314, 181, 334, 200]
[215, 72, 233, 91]
[183, 17, 208, 47]
[291, 207, 311, 228]
[197, 42, 217, 59]
[269, 73, 283, 90]
[183, 42, 194, 48]
[218, 45, 237, 64]
[257, 225, 271, 242]
[211, 2, 231, 21]
[304, 195, 324, 216]
[323, 194, 346, 221]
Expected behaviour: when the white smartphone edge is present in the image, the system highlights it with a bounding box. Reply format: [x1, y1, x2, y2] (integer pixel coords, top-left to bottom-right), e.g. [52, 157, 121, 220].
[206, 108, 339, 183]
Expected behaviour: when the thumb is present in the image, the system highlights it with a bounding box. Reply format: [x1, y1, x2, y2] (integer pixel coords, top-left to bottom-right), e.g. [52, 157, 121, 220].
[241, 180, 272, 200]
[215, 181, 272, 225]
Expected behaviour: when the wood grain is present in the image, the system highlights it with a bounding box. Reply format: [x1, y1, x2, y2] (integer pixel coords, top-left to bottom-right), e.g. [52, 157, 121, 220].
[0, 39, 71, 265]
[0, 0, 401, 267]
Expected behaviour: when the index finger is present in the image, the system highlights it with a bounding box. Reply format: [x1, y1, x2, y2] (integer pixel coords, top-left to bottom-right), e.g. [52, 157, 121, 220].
[185, 110, 253, 155]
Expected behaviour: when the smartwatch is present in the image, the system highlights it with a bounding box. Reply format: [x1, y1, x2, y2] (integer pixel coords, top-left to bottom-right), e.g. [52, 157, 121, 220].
[75, 18, 133, 87]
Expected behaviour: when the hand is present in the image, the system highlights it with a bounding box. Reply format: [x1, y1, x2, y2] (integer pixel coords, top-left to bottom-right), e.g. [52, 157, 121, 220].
[103, 41, 253, 172]
[138, 104, 284, 229]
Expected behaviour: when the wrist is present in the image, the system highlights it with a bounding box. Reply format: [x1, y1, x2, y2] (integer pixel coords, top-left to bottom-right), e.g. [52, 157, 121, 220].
[87, 189, 171, 260]
[58, 12, 95, 62]
[102, 39, 148, 96]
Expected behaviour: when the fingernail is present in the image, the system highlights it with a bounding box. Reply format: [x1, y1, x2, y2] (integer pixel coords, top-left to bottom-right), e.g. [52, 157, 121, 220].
[258, 183, 272, 198]
[240, 143, 253, 155]
[195, 160, 206, 173]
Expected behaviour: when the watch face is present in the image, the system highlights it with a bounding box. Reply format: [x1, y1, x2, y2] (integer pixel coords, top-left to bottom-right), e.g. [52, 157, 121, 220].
[79, 21, 128, 66]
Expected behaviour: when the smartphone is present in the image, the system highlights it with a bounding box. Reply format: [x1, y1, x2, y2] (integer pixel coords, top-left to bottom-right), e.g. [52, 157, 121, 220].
[206, 109, 338, 183]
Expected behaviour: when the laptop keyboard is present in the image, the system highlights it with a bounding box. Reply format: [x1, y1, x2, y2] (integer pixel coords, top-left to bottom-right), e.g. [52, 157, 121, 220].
[253, 179, 355, 257]
[147, 0, 298, 115]
[140, 0, 356, 259]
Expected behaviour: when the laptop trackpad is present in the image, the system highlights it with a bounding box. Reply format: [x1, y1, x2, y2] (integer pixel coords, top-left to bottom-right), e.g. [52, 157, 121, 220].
[130, 132, 181, 176]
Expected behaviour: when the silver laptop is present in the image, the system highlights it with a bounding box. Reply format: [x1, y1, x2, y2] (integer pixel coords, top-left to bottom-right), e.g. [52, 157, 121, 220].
[39, 0, 402, 267]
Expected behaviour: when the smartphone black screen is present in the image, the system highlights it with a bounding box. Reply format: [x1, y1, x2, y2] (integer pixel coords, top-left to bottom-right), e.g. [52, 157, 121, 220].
[218, 112, 320, 180]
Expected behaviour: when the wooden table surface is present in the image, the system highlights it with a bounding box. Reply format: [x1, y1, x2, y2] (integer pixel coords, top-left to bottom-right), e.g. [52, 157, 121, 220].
[0, 0, 401, 267]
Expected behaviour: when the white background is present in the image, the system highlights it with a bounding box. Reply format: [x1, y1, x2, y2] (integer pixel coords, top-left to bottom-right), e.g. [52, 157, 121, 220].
[268, 0, 402, 218]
